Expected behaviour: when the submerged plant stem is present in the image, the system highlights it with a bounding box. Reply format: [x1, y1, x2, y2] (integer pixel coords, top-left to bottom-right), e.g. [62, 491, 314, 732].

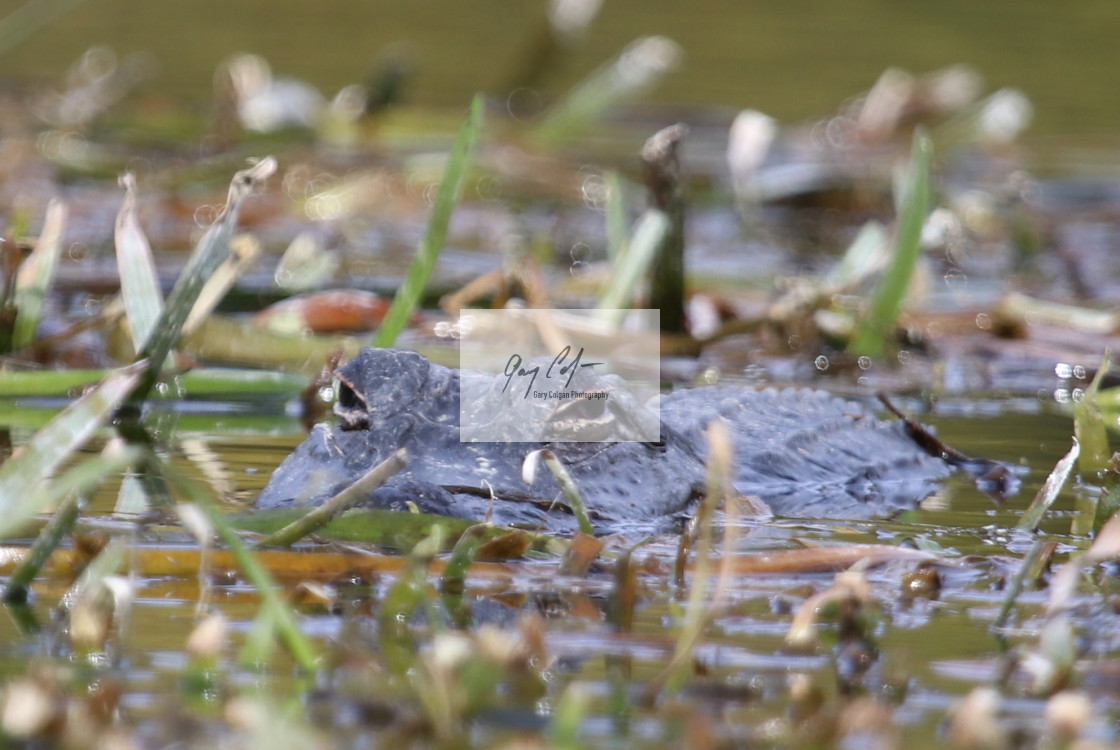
[643, 124, 688, 334]
[204, 502, 319, 672]
[994, 538, 1048, 629]
[257, 449, 408, 547]
[649, 421, 731, 698]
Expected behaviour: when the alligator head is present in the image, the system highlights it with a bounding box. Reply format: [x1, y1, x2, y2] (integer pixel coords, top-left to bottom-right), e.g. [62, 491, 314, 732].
[257, 348, 707, 532]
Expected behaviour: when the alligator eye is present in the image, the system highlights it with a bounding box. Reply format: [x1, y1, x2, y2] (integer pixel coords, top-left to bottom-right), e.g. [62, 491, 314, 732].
[336, 375, 371, 430]
[646, 440, 667, 451]
[337, 381, 367, 413]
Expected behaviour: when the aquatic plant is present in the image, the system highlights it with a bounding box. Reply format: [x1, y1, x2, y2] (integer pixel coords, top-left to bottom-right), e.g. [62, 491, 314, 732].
[848, 128, 932, 358]
[374, 95, 483, 347]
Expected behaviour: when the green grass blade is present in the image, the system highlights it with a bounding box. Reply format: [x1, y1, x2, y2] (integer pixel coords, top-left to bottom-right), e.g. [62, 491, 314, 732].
[528, 450, 594, 536]
[1069, 355, 1115, 535]
[132, 157, 276, 403]
[550, 683, 592, 750]
[0, 368, 110, 397]
[30, 444, 146, 523]
[114, 173, 164, 352]
[826, 220, 888, 289]
[378, 527, 445, 676]
[240, 606, 281, 666]
[533, 36, 682, 144]
[179, 315, 458, 375]
[183, 234, 263, 336]
[181, 315, 366, 374]
[0, 362, 145, 537]
[0, 366, 306, 399]
[0, 399, 299, 435]
[649, 421, 729, 696]
[374, 95, 483, 348]
[597, 209, 669, 317]
[1017, 440, 1079, 532]
[12, 199, 66, 349]
[993, 538, 1047, 629]
[848, 129, 932, 358]
[2, 493, 82, 602]
[174, 367, 309, 397]
[1073, 353, 1112, 476]
[439, 524, 490, 593]
[604, 170, 628, 263]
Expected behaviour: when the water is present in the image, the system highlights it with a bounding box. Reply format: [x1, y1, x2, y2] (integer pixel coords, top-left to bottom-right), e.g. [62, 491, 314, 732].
[0, 361, 1098, 745]
[4, 0, 1120, 134]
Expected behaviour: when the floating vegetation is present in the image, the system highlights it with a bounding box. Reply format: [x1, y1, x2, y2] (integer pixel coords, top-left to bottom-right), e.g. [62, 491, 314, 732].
[1, 24, 1120, 746]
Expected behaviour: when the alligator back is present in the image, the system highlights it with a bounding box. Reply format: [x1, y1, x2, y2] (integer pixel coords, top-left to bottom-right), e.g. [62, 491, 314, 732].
[657, 386, 953, 518]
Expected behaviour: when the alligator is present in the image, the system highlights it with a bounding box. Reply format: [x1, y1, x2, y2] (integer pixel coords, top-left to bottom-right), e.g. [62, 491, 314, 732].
[257, 347, 1009, 533]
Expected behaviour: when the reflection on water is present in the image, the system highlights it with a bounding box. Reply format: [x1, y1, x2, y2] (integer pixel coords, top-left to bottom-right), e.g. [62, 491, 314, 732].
[5, 0, 1120, 134]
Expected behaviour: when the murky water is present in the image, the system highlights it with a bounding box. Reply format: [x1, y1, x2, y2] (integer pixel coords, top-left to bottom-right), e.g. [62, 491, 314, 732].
[5, 0, 1120, 134]
[0, 365, 1100, 747]
[0, 275, 1091, 738]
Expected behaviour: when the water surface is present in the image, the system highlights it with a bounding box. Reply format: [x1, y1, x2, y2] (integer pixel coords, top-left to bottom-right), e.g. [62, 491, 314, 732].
[5, 0, 1120, 134]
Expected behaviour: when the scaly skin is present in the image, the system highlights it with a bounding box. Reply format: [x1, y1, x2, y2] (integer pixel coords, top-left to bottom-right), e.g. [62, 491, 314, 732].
[257, 348, 973, 533]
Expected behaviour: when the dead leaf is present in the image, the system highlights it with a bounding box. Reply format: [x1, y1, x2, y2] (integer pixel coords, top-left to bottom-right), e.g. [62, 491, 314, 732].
[729, 544, 939, 574]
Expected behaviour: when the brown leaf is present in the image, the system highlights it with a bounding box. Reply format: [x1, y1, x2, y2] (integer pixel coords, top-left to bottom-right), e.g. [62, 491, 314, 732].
[558, 532, 606, 576]
[253, 289, 391, 334]
[0, 545, 522, 584]
[476, 530, 534, 561]
[728, 544, 939, 575]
